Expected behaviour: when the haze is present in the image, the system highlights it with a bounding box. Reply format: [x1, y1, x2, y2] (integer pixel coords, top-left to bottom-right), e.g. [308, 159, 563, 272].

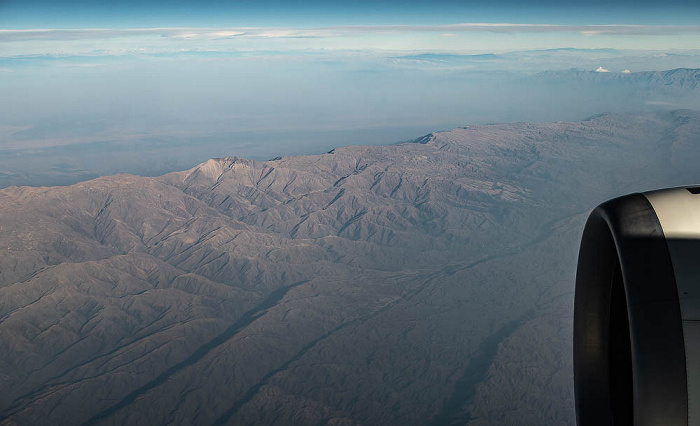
[2, 1, 700, 186]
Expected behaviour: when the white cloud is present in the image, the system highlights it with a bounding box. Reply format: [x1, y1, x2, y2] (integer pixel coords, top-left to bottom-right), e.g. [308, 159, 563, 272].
[2, 24, 700, 60]
[645, 100, 684, 106]
[1, 24, 700, 42]
[595, 66, 611, 72]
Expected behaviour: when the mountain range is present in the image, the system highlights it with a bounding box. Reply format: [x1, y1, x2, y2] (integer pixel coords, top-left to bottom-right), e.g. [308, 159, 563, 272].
[532, 67, 700, 89]
[2, 110, 700, 425]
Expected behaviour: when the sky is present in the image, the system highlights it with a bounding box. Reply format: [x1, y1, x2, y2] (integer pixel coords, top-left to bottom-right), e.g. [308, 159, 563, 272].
[2, 0, 700, 28]
[1, 0, 700, 187]
[1, 0, 699, 58]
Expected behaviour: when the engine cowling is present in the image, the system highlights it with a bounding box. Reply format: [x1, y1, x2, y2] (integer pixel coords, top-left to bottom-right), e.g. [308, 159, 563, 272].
[574, 187, 700, 425]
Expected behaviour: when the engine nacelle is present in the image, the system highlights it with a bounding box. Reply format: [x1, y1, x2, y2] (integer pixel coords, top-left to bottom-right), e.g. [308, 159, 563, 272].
[574, 187, 700, 425]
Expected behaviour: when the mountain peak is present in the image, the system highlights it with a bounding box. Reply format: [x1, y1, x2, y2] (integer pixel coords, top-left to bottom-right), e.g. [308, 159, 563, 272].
[409, 133, 437, 145]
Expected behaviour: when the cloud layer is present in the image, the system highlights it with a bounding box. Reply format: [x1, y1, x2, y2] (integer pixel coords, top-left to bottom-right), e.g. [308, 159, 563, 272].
[2, 23, 700, 42]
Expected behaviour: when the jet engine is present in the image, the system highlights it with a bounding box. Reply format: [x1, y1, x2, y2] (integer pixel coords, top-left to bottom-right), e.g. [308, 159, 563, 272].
[574, 187, 700, 425]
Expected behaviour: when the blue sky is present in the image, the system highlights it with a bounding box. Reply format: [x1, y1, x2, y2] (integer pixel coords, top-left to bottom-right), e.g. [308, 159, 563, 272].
[2, 0, 700, 28]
